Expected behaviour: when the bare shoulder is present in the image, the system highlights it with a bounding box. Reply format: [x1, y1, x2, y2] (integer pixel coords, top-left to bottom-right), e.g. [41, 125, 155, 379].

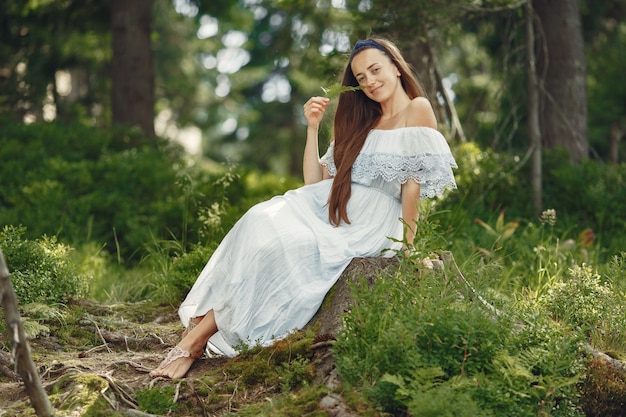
[406, 97, 437, 129]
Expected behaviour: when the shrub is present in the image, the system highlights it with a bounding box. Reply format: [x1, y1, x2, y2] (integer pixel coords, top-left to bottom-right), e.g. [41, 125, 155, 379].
[539, 151, 626, 258]
[0, 121, 251, 261]
[0, 225, 89, 305]
[541, 264, 626, 351]
[150, 242, 217, 302]
[444, 143, 626, 263]
[333, 219, 587, 416]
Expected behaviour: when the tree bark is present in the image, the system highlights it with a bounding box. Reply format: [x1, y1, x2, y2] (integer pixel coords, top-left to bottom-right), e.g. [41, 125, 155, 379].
[0, 249, 54, 417]
[609, 125, 622, 164]
[307, 257, 401, 338]
[526, 1, 543, 215]
[111, 0, 155, 137]
[533, 0, 588, 162]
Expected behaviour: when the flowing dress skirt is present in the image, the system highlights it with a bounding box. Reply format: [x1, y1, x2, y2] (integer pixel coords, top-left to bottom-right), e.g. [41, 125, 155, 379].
[178, 177, 404, 357]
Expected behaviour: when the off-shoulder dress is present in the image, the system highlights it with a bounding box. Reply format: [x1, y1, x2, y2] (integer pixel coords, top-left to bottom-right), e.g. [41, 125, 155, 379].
[178, 126, 458, 357]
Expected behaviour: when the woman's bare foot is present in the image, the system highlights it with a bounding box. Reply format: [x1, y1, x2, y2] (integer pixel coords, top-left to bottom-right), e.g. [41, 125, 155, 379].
[151, 311, 217, 379]
[149, 345, 202, 379]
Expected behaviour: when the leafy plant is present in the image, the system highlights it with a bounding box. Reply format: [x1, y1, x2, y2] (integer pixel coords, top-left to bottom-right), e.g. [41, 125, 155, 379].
[541, 264, 626, 351]
[279, 356, 315, 393]
[0, 225, 89, 305]
[333, 215, 588, 416]
[321, 84, 364, 98]
[474, 208, 521, 256]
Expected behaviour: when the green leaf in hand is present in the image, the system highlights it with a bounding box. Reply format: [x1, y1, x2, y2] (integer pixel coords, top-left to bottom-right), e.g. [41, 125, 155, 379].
[321, 85, 364, 98]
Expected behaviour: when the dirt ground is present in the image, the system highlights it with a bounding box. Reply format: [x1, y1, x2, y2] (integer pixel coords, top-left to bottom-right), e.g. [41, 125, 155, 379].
[0, 300, 252, 416]
[0, 258, 399, 417]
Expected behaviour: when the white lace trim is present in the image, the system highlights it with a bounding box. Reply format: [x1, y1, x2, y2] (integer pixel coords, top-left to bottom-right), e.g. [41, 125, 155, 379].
[320, 127, 458, 199]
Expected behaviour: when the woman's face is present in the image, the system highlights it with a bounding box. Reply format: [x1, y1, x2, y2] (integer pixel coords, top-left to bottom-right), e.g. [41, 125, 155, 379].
[350, 48, 401, 103]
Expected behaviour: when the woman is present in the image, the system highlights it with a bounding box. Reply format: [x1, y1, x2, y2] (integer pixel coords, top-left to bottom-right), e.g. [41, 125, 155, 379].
[150, 38, 457, 379]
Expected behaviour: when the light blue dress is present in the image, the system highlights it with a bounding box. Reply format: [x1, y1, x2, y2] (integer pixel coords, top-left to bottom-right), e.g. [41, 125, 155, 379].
[178, 127, 458, 357]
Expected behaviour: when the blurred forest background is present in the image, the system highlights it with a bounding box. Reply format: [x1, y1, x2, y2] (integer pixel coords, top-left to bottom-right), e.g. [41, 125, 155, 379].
[1, 0, 625, 261]
[1, 1, 626, 415]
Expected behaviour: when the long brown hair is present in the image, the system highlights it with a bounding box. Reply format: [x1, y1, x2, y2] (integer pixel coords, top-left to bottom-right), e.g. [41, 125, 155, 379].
[328, 37, 427, 226]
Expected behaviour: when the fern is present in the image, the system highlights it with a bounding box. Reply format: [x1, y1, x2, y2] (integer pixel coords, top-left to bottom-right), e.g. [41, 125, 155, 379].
[320, 84, 364, 98]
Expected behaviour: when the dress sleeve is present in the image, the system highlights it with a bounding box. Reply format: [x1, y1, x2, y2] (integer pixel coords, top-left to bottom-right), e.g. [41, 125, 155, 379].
[319, 141, 336, 177]
[352, 127, 458, 200]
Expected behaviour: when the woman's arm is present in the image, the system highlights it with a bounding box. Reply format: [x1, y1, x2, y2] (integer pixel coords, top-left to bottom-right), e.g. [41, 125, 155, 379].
[401, 179, 421, 246]
[401, 96, 436, 246]
[303, 97, 330, 184]
[303, 125, 324, 184]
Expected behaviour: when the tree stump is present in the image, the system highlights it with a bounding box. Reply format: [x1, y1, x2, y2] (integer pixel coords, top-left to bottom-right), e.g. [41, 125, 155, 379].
[306, 258, 400, 392]
[307, 257, 401, 338]
[305, 257, 401, 416]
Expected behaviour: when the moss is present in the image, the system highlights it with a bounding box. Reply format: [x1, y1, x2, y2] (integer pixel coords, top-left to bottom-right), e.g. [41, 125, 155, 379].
[21, 320, 51, 339]
[318, 284, 338, 312]
[267, 331, 314, 365]
[342, 388, 383, 417]
[136, 386, 178, 415]
[224, 385, 328, 417]
[0, 397, 35, 417]
[243, 360, 274, 387]
[49, 373, 111, 415]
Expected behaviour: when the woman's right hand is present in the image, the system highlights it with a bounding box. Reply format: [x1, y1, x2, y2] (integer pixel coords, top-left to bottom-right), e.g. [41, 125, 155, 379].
[303, 96, 330, 130]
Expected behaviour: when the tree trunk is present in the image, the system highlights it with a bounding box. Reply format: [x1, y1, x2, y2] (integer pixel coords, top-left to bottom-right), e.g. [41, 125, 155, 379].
[111, 0, 155, 137]
[0, 250, 54, 417]
[403, 38, 467, 143]
[609, 124, 622, 164]
[533, 0, 588, 162]
[526, 1, 543, 215]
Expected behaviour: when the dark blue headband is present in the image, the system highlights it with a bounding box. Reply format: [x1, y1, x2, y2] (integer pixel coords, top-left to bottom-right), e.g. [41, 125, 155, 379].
[350, 39, 386, 58]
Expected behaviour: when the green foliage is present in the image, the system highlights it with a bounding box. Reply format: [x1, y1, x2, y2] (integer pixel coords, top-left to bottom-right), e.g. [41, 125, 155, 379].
[0, 121, 248, 261]
[136, 386, 177, 415]
[542, 150, 626, 252]
[474, 208, 521, 254]
[444, 142, 533, 221]
[541, 264, 626, 351]
[333, 216, 592, 416]
[279, 356, 314, 393]
[0, 225, 89, 305]
[152, 243, 217, 302]
[0, 0, 110, 122]
[443, 143, 626, 264]
[382, 372, 481, 417]
[605, 251, 626, 294]
[198, 329, 318, 416]
[585, 17, 626, 157]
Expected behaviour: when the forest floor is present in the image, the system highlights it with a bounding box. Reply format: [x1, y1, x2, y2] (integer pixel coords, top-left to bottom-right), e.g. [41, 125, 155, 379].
[0, 299, 337, 417]
[3, 256, 626, 416]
